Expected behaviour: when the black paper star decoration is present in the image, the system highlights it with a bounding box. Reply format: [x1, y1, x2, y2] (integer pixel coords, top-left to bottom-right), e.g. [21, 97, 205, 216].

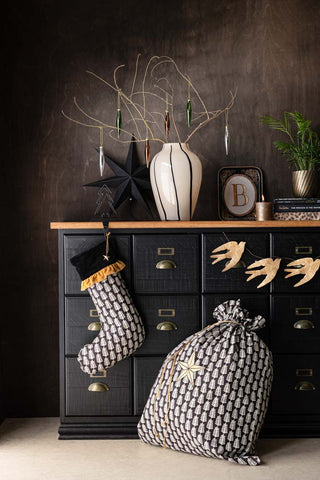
[84, 136, 151, 212]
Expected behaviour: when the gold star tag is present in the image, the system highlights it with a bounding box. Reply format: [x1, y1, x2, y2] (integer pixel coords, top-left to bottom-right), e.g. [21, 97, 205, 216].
[176, 352, 205, 386]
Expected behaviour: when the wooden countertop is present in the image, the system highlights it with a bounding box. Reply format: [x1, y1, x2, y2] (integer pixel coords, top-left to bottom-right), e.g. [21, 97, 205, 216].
[50, 220, 320, 229]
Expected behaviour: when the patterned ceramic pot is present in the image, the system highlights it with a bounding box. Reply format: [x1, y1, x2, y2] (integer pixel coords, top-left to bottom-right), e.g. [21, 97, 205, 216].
[292, 170, 320, 198]
[150, 143, 202, 221]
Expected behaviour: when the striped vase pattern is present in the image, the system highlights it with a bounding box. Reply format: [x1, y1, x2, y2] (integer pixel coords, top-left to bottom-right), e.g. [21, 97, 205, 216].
[150, 143, 202, 221]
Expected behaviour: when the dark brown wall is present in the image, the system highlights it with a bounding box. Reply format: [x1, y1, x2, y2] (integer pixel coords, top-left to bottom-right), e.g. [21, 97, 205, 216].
[2, 0, 320, 416]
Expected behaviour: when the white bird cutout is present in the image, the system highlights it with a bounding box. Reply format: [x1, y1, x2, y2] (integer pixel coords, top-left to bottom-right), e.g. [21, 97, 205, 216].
[245, 258, 281, 288]
[284, 257, 320, 287]
[210, 241, 246, 272]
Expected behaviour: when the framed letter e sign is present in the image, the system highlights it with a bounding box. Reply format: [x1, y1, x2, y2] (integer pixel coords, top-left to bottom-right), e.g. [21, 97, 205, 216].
[218, 166, 263, 220]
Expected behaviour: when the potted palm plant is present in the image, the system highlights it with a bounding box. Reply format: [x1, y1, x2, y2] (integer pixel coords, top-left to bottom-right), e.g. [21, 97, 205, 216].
[261, 111, 320, 197]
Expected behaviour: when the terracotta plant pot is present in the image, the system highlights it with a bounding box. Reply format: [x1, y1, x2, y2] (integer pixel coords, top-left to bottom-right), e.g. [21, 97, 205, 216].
[292, 170, 320, 198]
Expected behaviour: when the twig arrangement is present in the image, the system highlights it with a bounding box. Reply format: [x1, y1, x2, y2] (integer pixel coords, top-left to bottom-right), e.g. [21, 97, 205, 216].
[62, 54, 237, 169]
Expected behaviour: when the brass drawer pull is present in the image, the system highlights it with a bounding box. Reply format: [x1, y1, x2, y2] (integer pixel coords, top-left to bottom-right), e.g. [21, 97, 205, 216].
[294, 381, 316, 391]
[158, 247, 175, 256]
[156, 260, 177, 269]
[293, 320, 315, 330]
[296, 368, 313, 377]
[295, 307, 312, 316]
[88, 321, 102, 331]
[88, 382, 110, 392]
[156, 321, 178, 331]
[158, 309, 176, 317]
[295, 246, 313, 255]
[89, 309, 99, 317]
[90, 370, 107, 378]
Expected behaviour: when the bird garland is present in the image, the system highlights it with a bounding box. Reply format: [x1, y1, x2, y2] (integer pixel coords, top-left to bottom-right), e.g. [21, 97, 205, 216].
[211, 240, 320, 288]
[284, 258, 320, 287]
[210, 241, 246, 272]
[245, 258, 281, 288]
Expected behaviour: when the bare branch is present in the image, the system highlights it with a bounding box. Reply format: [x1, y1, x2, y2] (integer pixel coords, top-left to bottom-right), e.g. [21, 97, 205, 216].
[62, 55, 237, 149]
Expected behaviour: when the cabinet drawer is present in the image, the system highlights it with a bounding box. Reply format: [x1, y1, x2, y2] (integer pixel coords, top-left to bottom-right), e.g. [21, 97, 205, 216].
[133, 234, 199, 293]
[64, 234, 131, 294]
[202, 233, 269, 292]
[65, 297, 101, 355]
[272, 355, 320, 415]
[272, 233, 320, 292]
[272, 295, 320, 353]
[202, 294, 269, 345]
[134, 295, 200, 355]
[133, 356, 164, 415]
[65, 358, 132, 416]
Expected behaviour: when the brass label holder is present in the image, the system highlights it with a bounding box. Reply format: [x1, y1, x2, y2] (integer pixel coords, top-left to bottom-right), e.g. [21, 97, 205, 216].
[158, 308, 176, 317]
[295, 246, 313, 255]
[90, 370, 107, 378]
[296, 368, 313, 377]
[89, 309, 99, 317]
[295, 307, 313, 316]
[157, 247, 175, 256]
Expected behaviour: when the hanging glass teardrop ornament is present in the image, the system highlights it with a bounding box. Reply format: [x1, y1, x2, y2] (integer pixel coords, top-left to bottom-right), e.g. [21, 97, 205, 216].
[164, 93, 170, 138]
[224, 111, 230, 155]
[99, 145, 104, 176]
[98, 128, 104, 176]
[225, 124, 230, 156]
[186, 81, 192, 127]
[186, 99, 192, 127]
[145, 139, 150, 168]
[116, 90, 121, 138]
[165, 110, 170, 138]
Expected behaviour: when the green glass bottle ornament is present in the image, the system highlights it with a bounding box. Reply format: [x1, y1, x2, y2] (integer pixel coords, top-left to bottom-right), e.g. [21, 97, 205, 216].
[186, 99, 192, 127]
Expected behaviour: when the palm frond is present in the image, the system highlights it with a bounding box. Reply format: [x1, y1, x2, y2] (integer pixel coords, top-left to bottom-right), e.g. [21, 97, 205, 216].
[261, 111, 320, 170]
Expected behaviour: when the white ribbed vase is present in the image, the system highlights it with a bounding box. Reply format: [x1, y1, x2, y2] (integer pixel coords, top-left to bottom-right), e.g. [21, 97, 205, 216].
[150, 143, 202, 221]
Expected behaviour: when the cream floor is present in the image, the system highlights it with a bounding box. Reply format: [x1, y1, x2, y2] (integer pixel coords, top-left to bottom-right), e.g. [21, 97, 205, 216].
[0, 418, 320, 480]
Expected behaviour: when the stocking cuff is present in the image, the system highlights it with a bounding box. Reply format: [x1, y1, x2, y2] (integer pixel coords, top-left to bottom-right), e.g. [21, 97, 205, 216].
[81, 260, 126, 291]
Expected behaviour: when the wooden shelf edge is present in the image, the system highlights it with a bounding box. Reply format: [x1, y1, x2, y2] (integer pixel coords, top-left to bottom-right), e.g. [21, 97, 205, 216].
[50, 220, 320, 230]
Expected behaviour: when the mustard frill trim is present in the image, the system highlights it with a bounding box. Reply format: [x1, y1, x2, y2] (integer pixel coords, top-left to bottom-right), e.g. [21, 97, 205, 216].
[81, 260, 126, 291]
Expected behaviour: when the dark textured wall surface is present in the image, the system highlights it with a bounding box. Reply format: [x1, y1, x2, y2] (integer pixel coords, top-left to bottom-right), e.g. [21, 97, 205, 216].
[1, 0, 320, 416]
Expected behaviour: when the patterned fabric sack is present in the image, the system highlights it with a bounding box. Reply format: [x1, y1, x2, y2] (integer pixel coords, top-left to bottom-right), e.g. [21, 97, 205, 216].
[70, 236, 145, 375]
[138, 299, 273, 466]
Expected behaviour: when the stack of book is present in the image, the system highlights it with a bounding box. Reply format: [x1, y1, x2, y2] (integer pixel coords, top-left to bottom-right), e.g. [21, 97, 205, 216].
[273, 198, 320, 220]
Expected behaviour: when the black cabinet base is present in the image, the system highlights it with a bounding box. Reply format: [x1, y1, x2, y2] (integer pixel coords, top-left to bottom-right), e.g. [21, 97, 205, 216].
[58, 422, 139, 440]
[59, 420, 320, 440]
[261, 422, 320, 438]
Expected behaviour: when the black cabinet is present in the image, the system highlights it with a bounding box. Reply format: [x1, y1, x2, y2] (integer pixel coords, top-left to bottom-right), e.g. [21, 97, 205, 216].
[57, 225, 320, 439]
[133, 235, 199, 293]
[133, 356, 165, 415]
[66, 358, 132, 416]
[271, 295, 320, 354]
[272, 233, 320, 292]
[272, 354, 320, 415]
[134, 295, 200, 355]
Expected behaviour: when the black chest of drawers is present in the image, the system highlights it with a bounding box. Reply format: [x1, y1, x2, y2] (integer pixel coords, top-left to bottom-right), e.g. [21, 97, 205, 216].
[54, 222, 320, 439]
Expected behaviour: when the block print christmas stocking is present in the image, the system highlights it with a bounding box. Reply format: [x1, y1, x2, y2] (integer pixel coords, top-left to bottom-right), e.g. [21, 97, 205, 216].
[70, 237, 145, 375]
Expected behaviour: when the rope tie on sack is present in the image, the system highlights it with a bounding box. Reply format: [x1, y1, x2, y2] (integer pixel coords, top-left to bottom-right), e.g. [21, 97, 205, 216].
[152, 319, 244, 448]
